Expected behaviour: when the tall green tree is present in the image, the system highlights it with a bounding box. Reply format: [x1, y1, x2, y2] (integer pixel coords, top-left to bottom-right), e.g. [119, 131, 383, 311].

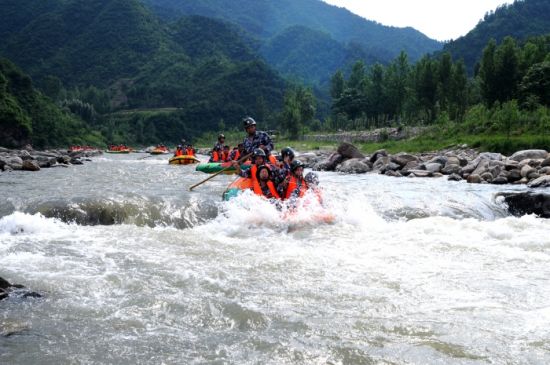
[494, 36, 520, 102]
[478, 38, 498, 106]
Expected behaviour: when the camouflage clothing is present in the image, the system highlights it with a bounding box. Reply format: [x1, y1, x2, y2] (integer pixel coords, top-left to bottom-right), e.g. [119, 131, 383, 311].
[243, 131, 274, 155]
[213, 141, 224, 151]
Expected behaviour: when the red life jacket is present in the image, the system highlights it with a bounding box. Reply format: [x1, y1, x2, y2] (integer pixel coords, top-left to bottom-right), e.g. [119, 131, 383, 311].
[175, 149, 183, 156]
[285, 175, 307, 200]
[232, 150, 240, 161]
[253, 180, 280, 199]
[212, 150, 220, 162]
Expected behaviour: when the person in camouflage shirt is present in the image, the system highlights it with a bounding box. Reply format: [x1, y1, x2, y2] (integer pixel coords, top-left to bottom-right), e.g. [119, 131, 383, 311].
[242, 117, 274, 156]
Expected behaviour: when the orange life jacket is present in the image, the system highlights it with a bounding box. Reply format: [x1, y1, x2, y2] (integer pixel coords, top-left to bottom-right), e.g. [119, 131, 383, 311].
[253, 180, 280, 199]
[186, 148, 194, 156]
[212, 150, 220, 162]
[222, 151, 230, 162]
[175, 149, 183, 156]
[285, 175, 307, 200]
[268, 154, 277, 164]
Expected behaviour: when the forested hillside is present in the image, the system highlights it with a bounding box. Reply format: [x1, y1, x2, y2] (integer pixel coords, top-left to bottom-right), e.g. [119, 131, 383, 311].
[0, 58, 102, 148]
[444, 0, 550, 73]
[142, 0, 442, 83]
[0, 0, 287, 146]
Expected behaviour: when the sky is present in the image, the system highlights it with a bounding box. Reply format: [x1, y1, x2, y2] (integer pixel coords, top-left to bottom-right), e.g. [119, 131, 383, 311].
[321, 0, 515, 41]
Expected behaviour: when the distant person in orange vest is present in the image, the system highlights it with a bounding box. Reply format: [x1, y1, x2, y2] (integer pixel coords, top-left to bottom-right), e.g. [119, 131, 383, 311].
[222, 145, 231, 162]
[174, 145, 184, 156]
[230, 143, 245, 161]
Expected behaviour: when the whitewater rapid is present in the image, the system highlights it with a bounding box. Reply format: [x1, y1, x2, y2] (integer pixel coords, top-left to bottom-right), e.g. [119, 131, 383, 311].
[1, 153, 549, 364]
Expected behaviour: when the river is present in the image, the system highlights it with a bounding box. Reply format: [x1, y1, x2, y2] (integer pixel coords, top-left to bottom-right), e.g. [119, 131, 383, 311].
[1, 153, 549, 364]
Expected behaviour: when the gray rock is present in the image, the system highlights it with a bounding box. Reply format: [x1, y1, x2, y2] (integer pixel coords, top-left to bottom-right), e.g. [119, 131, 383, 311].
[427, 155, 448, 165]
[369, 149, 388, 164]
[508, 169, 522, 182]
[492, 176, 508, 184]
[504, 159, 519, 170]
[337, 142, 365, 159]
[372, 156, 391, 172]
[447, 173, 462, 181]
[467, 174, 482, 184]
[401, 161, 420, 174]
[335, 158, 372, 173]
[471, 159, 490, 177]
[391, 153, 419, 167]
[22, 160, 40, 171]
[509, 149, 548, 162]
[441, 164, 461, 175]
[538, 166, 550, 175]
[314, 152, 343, 171]
[18, 150, 32, 160]
[478, 152, 504, 161]
[384, 170, 402, 177]
[408, 169, 432, 178]
[521, 165, 537, 178]
[528, 175, 550, 188]
[499, 192, 550, 217]
[481, 172, 494, 182]
[424, 162, 442, 173]
[541, 157, 550, 168]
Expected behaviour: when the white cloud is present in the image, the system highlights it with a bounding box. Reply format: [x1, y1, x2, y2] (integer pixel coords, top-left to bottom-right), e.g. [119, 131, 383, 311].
[322, 0, 515, 41]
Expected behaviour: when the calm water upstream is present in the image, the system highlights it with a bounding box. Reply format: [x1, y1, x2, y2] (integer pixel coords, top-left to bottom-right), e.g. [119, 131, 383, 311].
[1, 153, 550, 364]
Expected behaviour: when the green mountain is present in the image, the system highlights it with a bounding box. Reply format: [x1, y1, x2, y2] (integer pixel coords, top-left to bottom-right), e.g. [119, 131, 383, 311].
[260, 25, 381, 84]
[142, 0, 442, 82]
[0, 0, 287, 145]
[443, 0, 550, 73]
[0, 58, 102, 148]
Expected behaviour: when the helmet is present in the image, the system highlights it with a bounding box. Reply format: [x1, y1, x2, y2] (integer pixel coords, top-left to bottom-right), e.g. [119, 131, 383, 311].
[290, 160, 305, 172]
[256, 165, 272, 180]
[281, 147, 295, 160]
[218, 134, 225, 139]
[177, 145, 182, 148]
[253, 148, 266, 158]
[305, 172, 319, 186]
[243, 116, 257, 128]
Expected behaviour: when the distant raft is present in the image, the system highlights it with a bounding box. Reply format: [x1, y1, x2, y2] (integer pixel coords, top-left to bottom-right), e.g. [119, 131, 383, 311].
[195, 161, 251, 175]
[105, 149, 131, 154]
[168, 155, 200, 165]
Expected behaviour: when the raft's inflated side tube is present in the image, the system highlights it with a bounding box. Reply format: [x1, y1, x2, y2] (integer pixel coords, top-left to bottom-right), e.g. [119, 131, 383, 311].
[168, 155, 200, 165]
[223, 177, 253, 201]
[195, 162, 251, 174]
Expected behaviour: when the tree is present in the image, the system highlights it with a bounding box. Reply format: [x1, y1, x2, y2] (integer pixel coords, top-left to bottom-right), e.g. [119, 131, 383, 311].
[385, 51, 409, 120]
[494, 36, 519, 102]
[330, 70, 345, 100]
[478, 38, 498, 106]
[520, 61, 550, 107]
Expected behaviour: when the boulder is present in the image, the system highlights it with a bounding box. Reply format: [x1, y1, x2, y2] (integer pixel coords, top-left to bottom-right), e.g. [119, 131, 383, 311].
[337, 142, 364, 160]
[508, 169, 522, 182]
[335, 158, 372, 173]
[538, 166, 550, 175]
[528, 175, 550, 188]
[424, 162, 442, 173]
[498, 192, 550, 218]
[391, 153, 419, 168]
[478, 152, 504, 161]
[441, 164, 461, 175]
[408, 169, 432, 178]
[467, 174, 482, 184]
[22, 160, 40, 171]
[369, 149, 388, 164]
[313, 152, 343, 171]
[509, 149, 548, 162]
[447, 173, 462, 181]
[427, 155, 448, 166]
[541, 157, 550, 168]
[521, 165, 537, 178]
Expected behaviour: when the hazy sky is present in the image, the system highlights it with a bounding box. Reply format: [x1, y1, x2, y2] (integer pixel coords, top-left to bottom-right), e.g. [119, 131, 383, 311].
[322, 0, 515, 41]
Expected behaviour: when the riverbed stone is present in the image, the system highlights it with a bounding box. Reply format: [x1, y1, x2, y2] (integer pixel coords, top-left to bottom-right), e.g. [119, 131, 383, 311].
[541, 157, 550, 168]
[499, 192, 550, 217]
[337, 142, 365, 159]
[479, 152, 504, 161]
[447, 173, 462, 181]
[408, 169, 432, 178]
[336, 158, 372, 173]
[369, 149, 388, 163]
[424, 162, 442, 173]
[467, 174, 482, 183]
[509, 149, 548, 162]
[391, 153, 419, 167]
[441, 164, 461, 175]
[521, 165, 537, 178]
[538, 166, 550, 175]
[528, 175, 550, 188]
[385, 170, 402, 177]
[22, 160, 40, 171]
[314, 152, 342, 171]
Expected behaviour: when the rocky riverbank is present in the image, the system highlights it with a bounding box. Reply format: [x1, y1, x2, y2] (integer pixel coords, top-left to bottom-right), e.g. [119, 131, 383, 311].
[298, 142, 550, 188]
[0, 146, 102, 172]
